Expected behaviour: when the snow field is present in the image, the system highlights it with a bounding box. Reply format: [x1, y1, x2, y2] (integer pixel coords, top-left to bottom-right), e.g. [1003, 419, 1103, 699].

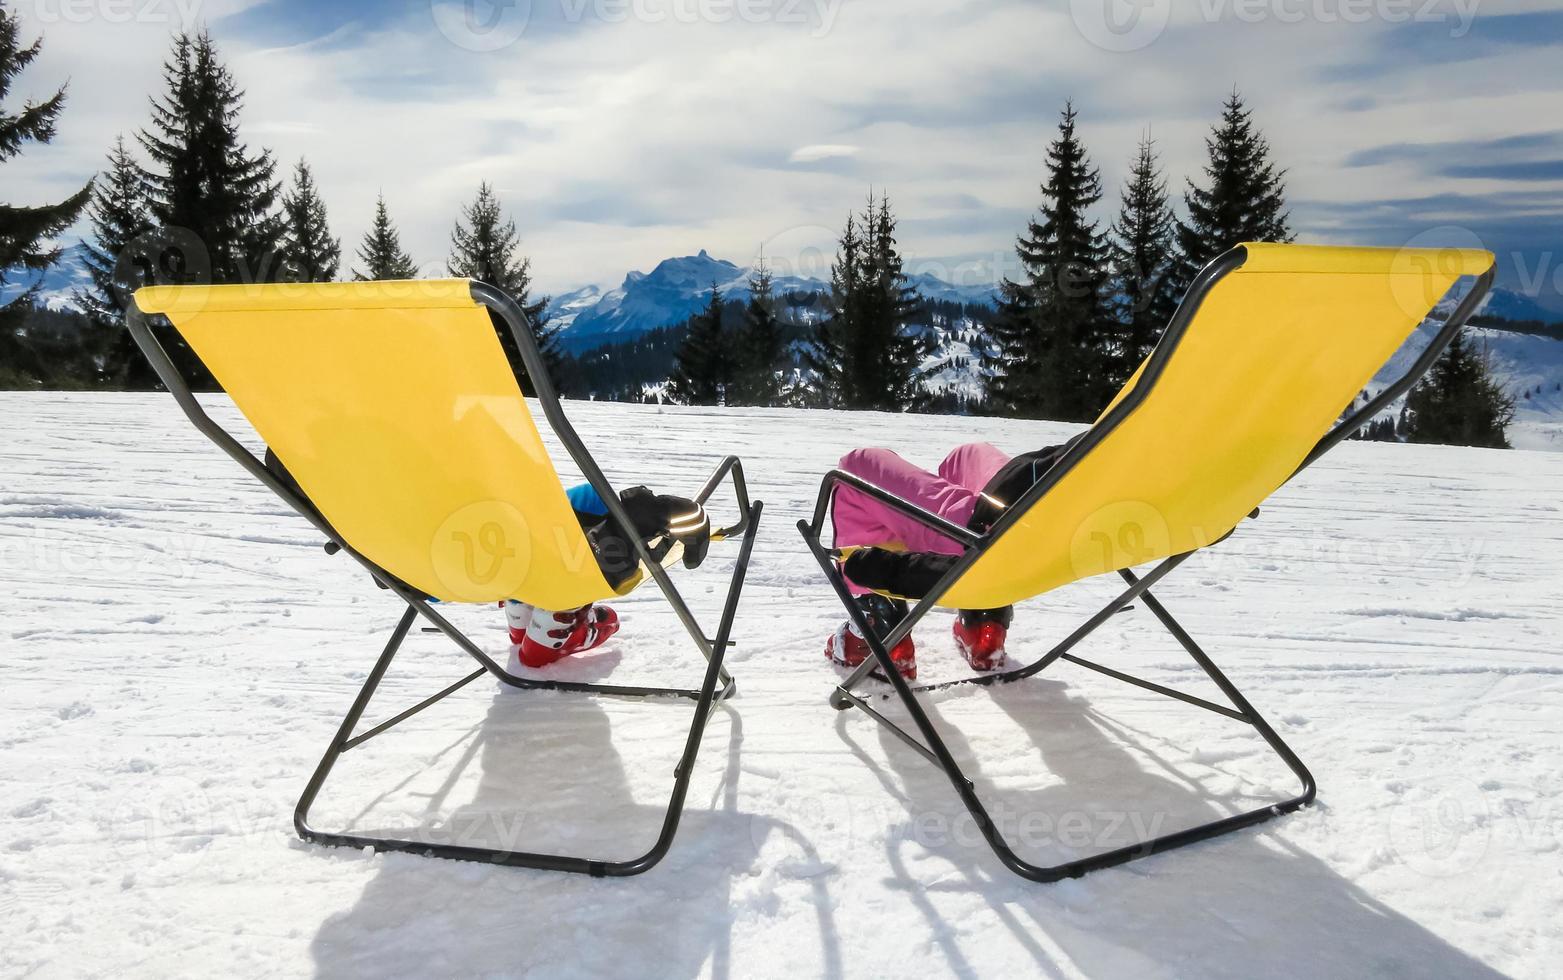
[2, 392, 1561, 978]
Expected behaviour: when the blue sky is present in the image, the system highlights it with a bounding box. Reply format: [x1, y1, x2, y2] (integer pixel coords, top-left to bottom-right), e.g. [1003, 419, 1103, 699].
[11, 0, 1563, 310]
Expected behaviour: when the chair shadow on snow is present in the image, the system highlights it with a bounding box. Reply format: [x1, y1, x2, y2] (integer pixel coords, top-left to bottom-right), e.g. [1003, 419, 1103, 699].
[839, 674, 1504, 979]
[310, 689, 841, 978]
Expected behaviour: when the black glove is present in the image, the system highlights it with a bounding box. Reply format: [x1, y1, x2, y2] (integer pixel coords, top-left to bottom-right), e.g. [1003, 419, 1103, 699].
[618, 487, 712, 570]
[842, 547, 957, 599]
[969, 492, 1007, 534]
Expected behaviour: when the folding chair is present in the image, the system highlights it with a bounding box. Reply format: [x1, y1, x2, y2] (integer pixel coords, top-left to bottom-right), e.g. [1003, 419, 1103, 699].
[128, 278, 762, 877]
[797, 243, 1496, 882]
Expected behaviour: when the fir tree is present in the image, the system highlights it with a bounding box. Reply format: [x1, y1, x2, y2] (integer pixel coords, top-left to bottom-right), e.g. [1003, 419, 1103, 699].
[280, 159, 340, 282]
[135, 31, 283, 388]
[1401, 332, 1514, 449]
[807, 193, 927, 410]
[986, 103, 1116, 421]
[139, 31, 285, 286]
[447, 181, 560, 391]
[354, 194, 419, 280]
[0, 4, 93, 384]
[667, 283, 732, 406]
[1173, 90, 1291, 290]
[1109, 134, 1178, 383]
[76, 135, 154, 387]
[77, 136, 149, 324]
[731, 260, 785, 406]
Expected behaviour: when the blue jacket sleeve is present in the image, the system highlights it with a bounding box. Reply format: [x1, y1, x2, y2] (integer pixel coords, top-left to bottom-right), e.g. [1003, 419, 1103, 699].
[565, 482, 610, 517]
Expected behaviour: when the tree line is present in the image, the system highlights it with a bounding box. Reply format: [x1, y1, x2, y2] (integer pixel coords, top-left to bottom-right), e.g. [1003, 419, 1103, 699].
[0, 6, 1516, 448]
[1, 21, 557, 392]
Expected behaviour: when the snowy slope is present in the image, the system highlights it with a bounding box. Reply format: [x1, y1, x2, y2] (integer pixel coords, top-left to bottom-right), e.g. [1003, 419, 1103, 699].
[3, 394, 1562, 978]
[1361, 317, 1563, 452]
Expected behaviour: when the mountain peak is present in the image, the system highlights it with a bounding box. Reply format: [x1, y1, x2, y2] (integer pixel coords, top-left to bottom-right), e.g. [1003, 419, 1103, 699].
[549, 251, 1003, 351]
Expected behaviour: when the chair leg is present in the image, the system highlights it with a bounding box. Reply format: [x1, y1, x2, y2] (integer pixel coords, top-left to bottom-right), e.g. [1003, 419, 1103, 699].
[804, 534, 1316, 883]
[293, 501, 762, 876]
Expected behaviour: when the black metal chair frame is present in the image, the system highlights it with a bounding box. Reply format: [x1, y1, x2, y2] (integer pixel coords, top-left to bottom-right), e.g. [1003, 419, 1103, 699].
[796, 246, 1495, 882]
[128, 281, 763, 877]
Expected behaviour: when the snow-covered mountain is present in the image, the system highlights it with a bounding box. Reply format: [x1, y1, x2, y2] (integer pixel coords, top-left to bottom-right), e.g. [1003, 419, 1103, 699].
[1435, 280, 1560, 323]
[546, 250, 1000, 351]
[1367, 317, 1563, 423]
[0, 243, 94, 311]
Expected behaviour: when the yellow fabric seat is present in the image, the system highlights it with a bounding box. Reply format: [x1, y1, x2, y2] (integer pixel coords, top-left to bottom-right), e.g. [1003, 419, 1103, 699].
[136, 279, 620, 610]
[931, 243, 1495, 609]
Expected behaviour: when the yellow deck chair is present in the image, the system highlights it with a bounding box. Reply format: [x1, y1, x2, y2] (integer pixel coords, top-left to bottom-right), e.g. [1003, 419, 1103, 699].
[128, 278, 761, 876]
[797, 242, 1496, 882]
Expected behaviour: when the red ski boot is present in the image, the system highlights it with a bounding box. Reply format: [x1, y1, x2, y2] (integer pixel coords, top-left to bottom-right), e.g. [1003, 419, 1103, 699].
[953, 607, 1013, 672]
[825, 594, 917, 680]
[518, 604, 621, 668]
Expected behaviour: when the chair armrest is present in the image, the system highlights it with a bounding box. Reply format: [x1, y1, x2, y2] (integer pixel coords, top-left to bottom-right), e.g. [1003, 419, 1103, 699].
[693, 455, 753, 541]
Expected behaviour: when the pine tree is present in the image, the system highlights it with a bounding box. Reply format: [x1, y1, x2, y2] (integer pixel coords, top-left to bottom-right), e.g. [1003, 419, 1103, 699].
[667, 283, 732, 405]
[0, 4, 93, 385]
[1109, 135, 1178, 384]
[139, 31, 284, 286]
[76, 135, 154, 387]
[986, 103, 1116, 421]
[135, 31, 283, 389]
[730, 261, 785, 406]
[806, 193, 927, 410]
[1401, 332, 1514, 449]
[1173, 90, 1291, 291]
[447, 181, 560, 391]
[280, 158, 339, 282]
[354, 194, 419, 280]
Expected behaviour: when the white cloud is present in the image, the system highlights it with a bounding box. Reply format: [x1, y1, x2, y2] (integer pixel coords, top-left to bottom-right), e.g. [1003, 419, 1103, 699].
[789, 144, 859, 163]
[7, 0, 1562, 298]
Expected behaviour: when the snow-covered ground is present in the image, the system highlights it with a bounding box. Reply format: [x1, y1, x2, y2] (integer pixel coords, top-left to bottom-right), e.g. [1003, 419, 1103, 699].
[3, 393, 1561, 978]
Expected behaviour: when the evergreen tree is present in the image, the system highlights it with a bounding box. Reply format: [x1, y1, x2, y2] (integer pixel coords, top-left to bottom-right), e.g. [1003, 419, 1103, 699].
[354, 194, 418, 280]
[136, 31, 284, 388]
[731, 261, 785, 406]
[139, 31, 284, 285]
[1401, 332, 1514, 449]
[806, 193, 927, 410]
[0, 4, 93, 385]
[1173, 90, 1291, 291]
[986, 103, 1116, 421]
[667, 283, 732, 405]
[1109, 135, 1178, 383]
[76, 135, 154, 387]
[447, 181, 560, 391]
[280, 158, 339, 282]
